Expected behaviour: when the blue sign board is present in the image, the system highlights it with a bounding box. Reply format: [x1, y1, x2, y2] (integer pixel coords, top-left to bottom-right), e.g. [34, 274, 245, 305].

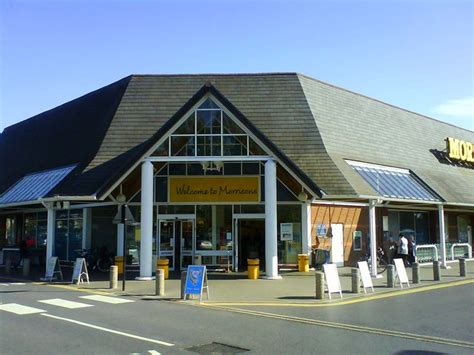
[185, 265, 206, 295]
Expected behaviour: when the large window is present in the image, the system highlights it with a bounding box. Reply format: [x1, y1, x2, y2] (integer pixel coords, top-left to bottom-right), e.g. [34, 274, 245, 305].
[55, 209, 83, 261]
[155, 98, 265, 158]
[23, 212, 47, 248]
[387, 211, 430, 245]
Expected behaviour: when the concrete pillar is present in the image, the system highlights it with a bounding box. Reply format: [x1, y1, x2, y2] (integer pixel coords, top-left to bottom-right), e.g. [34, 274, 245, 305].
[109, 265, 118, 289]
[433, 260, 441, 281]
[438, 204, 448, 268]
[351, 268, 360, 293]
[412, 262, 420, 284]
[387, 264, 395, 287]
[369, 200, 378, 278]
[264, 159, 279, 279]
[139, 160, 154, 280]
[315, 271, 324, 299]
[156, 269, 165, 296]
[46, 206, 55, 260]
[301, 201, 312, 255]
[459, 258, 466, 277]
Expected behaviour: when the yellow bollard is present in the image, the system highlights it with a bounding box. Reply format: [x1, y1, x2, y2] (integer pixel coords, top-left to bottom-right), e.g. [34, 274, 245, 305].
[114, 256, 124, 275]
[247, 258, 260, 280]
[298, 254, 309, 272]
[157, 258, 169, 279]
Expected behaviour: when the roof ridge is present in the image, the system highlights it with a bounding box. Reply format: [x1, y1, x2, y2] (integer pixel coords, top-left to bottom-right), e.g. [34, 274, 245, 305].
[130, 72, 298, 78]
[297, 73, 473, 134]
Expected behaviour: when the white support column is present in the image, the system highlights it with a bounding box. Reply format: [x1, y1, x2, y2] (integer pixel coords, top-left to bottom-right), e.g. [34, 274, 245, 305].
[438, 204, 449, 268]
[46, 206, 55, 260]
[139, 160, 154, 280]
[369, 199, 378, 278]
[264, 159, 280, 279]
[301, 201, 312, 255]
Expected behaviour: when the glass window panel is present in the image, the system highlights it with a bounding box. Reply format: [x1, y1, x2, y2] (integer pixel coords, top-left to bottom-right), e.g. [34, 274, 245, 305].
[415, 212, 429, 244]
[23, 214, 37, 247]
[155, 177, 167, 202]
[56, 211, 68, 220]
[199, 98, 220, 109]
[223, 135, 247, 156]
[37, 220, 47, 248]
[196, 205, 232, 252]
[197, 136, 221, 156]
[54, 219, 68, 260]
[154, 138, 169, 156]
[242, 162, 259, 175]
[68, 218, 83, 260]
[174, 114, 195, 134]
[171, 136, 195, 156]
[277, 205, 302, 264]
[197, 111, 221, 135]
[240, 205, 265, 213]
[156, 163, 168, 176]
[223, 113, 245, 134]
[69, 209, 83, 219]
[168, 163, 186, 175]
[38, 212, 47, 220]
[187, 163, 204, 175]
[249, 138, 266, 156]
[223, 162, 241, 175]
[158, 205, 195, 214]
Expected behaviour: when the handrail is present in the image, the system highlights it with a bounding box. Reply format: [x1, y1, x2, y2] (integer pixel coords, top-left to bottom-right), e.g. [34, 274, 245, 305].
[415, 244, 438, 263]
[450, 243, 472, 260]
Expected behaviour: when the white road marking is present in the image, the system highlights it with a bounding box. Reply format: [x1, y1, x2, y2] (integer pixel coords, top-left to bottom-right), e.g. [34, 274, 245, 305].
[10, 283, 26, 285]
[41, 313, 174, 346]
[0, 303, 46, 315]
[79, 295, 134, 304]
[0, 283, 10, 286]
[38, 298, 93, 309]
[148, 350, 161, 355]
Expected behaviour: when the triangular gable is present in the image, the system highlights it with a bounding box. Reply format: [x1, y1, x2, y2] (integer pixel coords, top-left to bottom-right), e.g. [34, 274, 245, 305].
[96, 83, 322, 199]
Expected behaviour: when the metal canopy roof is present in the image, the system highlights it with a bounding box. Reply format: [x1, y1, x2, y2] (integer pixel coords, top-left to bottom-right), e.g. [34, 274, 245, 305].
[0, 165, 76, 204]
[347, 161, 440, 202]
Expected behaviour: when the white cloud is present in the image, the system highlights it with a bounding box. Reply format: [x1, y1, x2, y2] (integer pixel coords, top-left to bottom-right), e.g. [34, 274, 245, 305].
[433, 97, 474, 117]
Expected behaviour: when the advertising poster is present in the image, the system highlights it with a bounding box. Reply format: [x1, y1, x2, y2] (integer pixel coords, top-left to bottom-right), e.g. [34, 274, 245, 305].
[280, 223, 293, 241]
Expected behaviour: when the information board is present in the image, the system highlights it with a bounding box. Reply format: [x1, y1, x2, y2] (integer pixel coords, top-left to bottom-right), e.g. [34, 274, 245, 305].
[42, 257, 63, 282]
[184, 265, 209, 302]
[357, 261, 374, 293]
[323, 263, 343, 299]
[71, 258, 90, 285]
[280, 223, 293, 241]
[394, 258, 410, 288]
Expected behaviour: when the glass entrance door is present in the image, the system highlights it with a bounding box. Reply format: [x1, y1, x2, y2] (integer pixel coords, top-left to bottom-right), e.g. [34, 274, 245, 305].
[157, 219, 195, 271]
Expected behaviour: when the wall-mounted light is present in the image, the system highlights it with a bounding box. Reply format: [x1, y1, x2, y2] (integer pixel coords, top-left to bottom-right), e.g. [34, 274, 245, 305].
[297, 191, 308, 202]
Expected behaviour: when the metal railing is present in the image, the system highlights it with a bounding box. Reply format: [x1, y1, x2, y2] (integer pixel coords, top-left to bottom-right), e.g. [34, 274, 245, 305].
[415, 244, 438, 263]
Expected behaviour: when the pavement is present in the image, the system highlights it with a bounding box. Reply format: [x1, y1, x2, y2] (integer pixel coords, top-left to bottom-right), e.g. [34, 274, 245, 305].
[2, 259, 473, 305]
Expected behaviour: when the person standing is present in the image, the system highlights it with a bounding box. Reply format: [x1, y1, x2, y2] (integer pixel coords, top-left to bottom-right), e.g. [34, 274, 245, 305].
[408, 235, 416, 265]
[398, 233, 409, 266]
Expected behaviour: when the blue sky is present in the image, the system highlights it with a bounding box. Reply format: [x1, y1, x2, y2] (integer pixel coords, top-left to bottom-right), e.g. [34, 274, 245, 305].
[1, 0, 473, 131]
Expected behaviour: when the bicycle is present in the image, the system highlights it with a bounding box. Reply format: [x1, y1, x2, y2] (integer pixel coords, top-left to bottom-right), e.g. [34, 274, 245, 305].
[358, 247, 388, 274]
[75, 248, 114, 272]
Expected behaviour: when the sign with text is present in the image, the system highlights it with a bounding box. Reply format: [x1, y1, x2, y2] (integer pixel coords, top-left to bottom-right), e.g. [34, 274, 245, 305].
[184, 265, 209, 302]
[169, 176, 260, 203]
[446, 137, 473, 163]
[316, 224, 327, 237]
[42, 257, 63, 282]
[323, 263, 343, 299]
[280, 223, 294, 241]
[71, 258, 90, 285]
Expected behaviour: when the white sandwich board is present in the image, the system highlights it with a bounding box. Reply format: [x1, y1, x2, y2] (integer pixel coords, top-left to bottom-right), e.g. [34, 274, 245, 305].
[357, 261, 374, 293]
[323, 263, 343, 299]
[41, 256, 63, 282]
[394, 258, 410, 288]
[71, 258, 90, 285]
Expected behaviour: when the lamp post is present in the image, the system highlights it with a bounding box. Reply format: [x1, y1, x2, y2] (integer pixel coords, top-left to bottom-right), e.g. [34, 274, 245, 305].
[116, 194, 127, 291]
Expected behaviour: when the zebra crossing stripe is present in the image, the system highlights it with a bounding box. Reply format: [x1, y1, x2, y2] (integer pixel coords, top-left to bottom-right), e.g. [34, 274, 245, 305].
[38, 298, 94, 309]
[79, 295, 134, 304]
[0, 303, 46, 315]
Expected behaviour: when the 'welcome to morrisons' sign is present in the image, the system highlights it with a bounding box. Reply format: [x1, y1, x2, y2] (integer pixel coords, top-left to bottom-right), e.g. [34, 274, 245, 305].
[446, 137, 473, 163]
[169, 176, 260, 203]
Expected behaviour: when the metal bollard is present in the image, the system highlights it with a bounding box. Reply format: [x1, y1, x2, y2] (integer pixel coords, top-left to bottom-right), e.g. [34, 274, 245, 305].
[156, 269, 165, 296]
[433, 260, 441, 281]
[387, 264, 395, 288]
[412, 262, 420, 284]
[459, 258, 466, 277]
[180, 271, 187, 300]
[315, 271, 324, 299]
[5, 257, 11, 274]
[351, 268, 360, 294]
[22, 258, 30, 277]
[109, 265, 118, 289]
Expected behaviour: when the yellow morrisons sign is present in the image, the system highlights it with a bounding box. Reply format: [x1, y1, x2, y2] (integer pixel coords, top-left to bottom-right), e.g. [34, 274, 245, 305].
[169, 176, 260, 203]
[446, 137, 473, 162]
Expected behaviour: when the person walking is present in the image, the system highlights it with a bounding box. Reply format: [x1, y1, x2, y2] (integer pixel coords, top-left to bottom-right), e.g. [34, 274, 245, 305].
[398, 233, 409, 266]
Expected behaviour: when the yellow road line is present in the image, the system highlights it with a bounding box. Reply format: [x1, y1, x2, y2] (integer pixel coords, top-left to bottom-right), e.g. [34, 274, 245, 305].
[201, 279, 474, 307]
[195, 304, 474, 349]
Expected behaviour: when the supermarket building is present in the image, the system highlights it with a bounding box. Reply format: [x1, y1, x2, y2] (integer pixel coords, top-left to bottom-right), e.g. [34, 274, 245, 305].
[0, 73, 473, 279]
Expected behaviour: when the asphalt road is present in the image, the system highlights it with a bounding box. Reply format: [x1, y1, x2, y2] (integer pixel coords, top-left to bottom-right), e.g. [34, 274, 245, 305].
[1, 279, 473, 354]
